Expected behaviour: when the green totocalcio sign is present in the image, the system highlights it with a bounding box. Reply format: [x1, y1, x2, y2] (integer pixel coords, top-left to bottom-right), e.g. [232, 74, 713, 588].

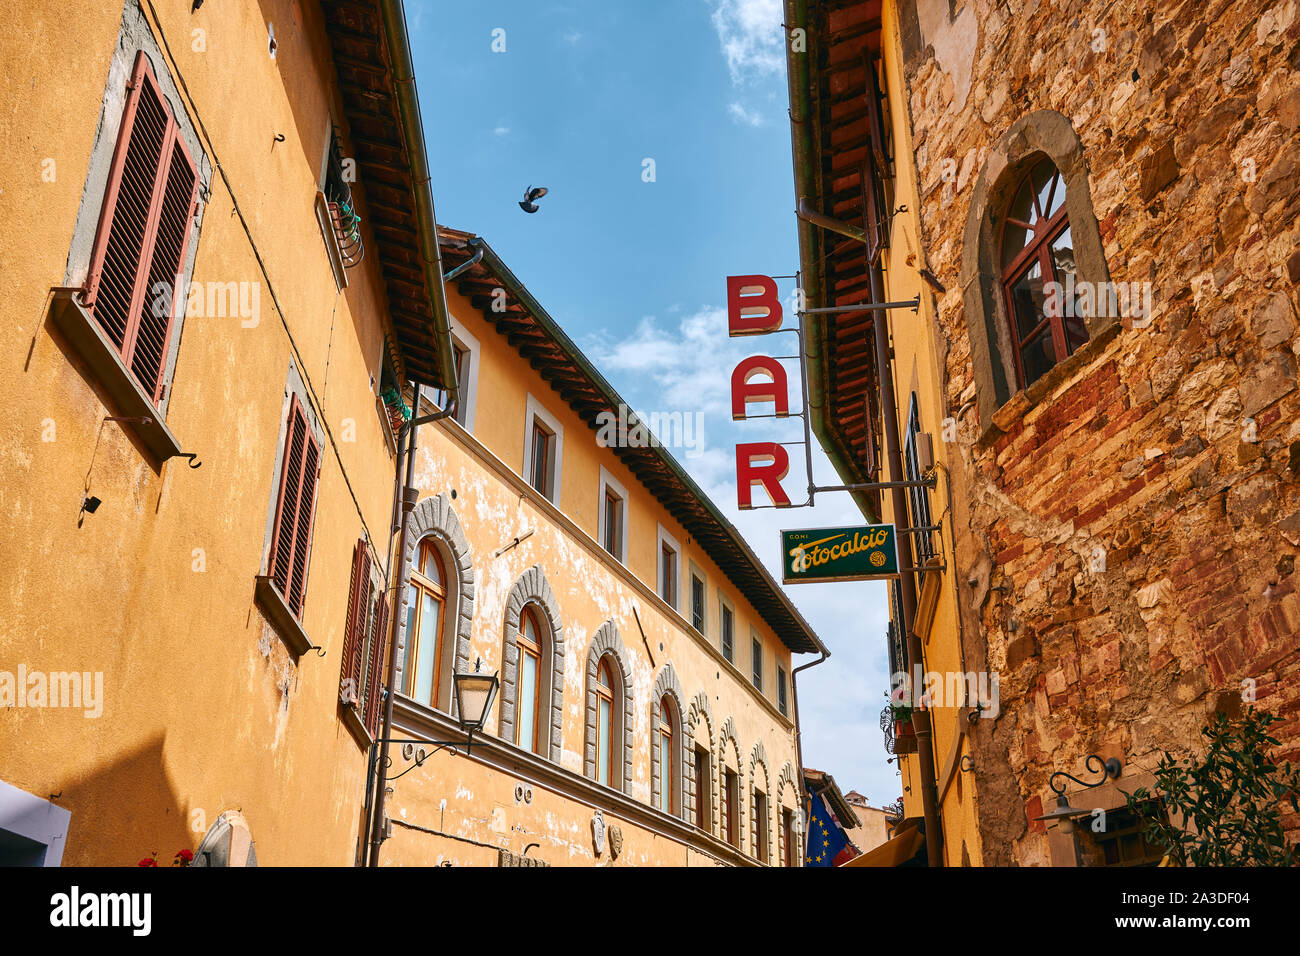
[781, 524, 900, 583]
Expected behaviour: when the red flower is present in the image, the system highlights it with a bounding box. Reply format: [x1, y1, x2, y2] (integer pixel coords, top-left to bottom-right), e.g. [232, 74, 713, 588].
[174, 848, 194, 865]
[137, 857, 158, 867]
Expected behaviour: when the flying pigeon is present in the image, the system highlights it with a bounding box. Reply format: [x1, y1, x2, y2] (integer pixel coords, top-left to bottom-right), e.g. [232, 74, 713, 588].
[518, 185, 549, 213]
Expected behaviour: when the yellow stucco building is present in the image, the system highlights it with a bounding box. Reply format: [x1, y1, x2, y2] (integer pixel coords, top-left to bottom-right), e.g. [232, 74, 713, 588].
[0, 0, 821, 867]
[370, 229, 822, 866]
[784, 0, 985, 866]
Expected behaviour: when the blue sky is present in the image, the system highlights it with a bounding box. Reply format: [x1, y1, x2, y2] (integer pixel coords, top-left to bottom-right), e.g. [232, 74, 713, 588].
[409, 0, 897, 807]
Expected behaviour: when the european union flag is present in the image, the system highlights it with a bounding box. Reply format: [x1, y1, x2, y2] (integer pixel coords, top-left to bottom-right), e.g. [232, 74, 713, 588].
[805, 789, 850, 866]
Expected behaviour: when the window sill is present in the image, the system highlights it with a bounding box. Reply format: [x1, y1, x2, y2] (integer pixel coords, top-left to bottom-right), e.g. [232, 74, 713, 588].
[315, 191, 349, 292]
[49, 290, 183, 463]
[377, 396, 399, 458]
[253, 574, 314, 657]
[982, 320, 1122, 442]
[340, 703, 373, 750]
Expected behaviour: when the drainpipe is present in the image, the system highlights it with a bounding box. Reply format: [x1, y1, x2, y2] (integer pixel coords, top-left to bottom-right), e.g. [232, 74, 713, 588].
[442, 244, 483, 283]
[791, 647, 830, 830]
[867, 259, 945, 868]
[367, 383, 420, 866]
[367, 248, 472, 865]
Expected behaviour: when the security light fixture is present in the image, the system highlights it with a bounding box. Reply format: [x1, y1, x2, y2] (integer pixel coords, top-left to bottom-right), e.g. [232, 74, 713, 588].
[81, 495, 102, 515]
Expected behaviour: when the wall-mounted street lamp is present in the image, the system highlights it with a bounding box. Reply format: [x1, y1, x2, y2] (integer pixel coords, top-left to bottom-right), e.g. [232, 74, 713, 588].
[380, 661, 500, 782]
[1033, 754, 1122, 834]
[451, 666, 500, 739]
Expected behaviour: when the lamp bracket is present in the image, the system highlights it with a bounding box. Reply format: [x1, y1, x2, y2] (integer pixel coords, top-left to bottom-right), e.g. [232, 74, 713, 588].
[1048, 754, 1121, 797]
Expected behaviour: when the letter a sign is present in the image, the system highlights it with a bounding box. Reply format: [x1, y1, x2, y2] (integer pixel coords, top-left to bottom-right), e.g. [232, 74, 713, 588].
[728, 275, 796, 510]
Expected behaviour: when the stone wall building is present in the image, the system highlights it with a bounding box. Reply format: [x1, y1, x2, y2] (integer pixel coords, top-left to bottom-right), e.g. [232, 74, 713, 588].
[897, 0, 1300, 864]
[786, 0, 1300, 865]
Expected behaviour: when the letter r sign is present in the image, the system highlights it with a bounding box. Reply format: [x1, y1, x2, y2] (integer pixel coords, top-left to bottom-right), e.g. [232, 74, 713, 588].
[737, 442, 792, 509]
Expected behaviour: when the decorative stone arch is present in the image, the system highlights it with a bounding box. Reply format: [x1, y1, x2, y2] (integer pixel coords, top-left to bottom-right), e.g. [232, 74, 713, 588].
[686, 691, 716, 835]
[718, 716, 745, 853]
[584, 620, 634, 794]
[749, 740, 773, 864]
[498, 565, 565, 761]
[395, 493, 474, 715]
[649, 663, 687, 820]
[776, 761, 803, 867]
[960, 109, 1116, 433]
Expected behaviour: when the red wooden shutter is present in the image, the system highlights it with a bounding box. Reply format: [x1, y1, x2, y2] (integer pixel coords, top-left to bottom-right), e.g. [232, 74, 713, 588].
[339, 539, 372, 706]
[268, 394, 321, 617]
[364, 591, 390, 737]
[84, 51, 198, 402]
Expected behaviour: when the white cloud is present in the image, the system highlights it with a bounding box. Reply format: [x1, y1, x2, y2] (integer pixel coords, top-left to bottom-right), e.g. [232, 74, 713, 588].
[492, 126, 510, 136]
[710, 0, 786, 85]
[562, 29, 584, 45]
[727, 101, 766, 127]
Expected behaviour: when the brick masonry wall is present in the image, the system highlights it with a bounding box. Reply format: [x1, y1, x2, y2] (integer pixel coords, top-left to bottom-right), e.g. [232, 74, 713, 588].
[900, 0, 1300, 864]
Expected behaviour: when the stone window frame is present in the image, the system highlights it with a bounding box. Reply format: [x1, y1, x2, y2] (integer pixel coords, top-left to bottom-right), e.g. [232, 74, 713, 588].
[656, 524, 682, 612]
[776, 762, 803, 867]
[749, 740, 772, 864]
[394, 494, 475, 717]
[444, 316, 481, 433]
[687, 561, 708, 636]
[522, 393, 564, 504]
[686, 691, 716, 835]
[718, 716, 745, 852]
[583, 620, 635, 794]
[649, 663, 687, 821]
[596, 466, 629, 564]
[717, 589, 737, 664]
[961, 109, 1118, 436]
[497, 566, 565, 761]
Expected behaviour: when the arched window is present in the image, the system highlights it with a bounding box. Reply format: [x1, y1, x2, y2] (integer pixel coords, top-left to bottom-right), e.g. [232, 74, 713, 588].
[960, 111, 1115, 432]
[584, 621, 633, 793]
[499, 566, 564, 760]
[595, 658, 616, 786]
[998, 157, 1087, 388]
[515, 605, 544, 755]
[658, 698, 675, 814]
[402, 540, 447, 707]
[651, 665, 686, 820]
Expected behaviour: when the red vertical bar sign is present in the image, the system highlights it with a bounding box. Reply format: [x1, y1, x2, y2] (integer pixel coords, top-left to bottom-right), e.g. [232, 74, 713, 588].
[728, 274, 794, 509]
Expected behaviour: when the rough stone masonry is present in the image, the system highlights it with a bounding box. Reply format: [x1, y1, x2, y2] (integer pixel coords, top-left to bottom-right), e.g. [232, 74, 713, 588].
[899, 0, 1300, 864]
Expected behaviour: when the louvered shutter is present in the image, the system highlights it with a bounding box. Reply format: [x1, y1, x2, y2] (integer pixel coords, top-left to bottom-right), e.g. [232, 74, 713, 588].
[364, 591, 390, 737]
[268, 395, 321, 618]
[339, 539, 372, 706]
[84, 51, 198, 403]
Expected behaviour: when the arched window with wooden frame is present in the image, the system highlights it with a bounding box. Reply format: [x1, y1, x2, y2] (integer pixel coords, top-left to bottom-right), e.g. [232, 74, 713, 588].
[402, 539, 448, 708]
[998, 157, 1087, 389]
[650, 663, 687, 820]
[657, 697, 676, 814]
[595, 657, 617, 786]
[584, 620, 634, 793]
[960, 111, 1116, 433]
[499, 566, 565, 760]
[514, 605, 545, 755]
